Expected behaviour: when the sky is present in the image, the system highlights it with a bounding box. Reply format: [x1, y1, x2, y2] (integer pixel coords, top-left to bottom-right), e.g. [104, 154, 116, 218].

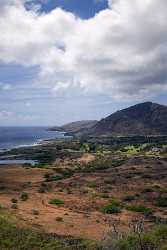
[0, 0, 167, 126]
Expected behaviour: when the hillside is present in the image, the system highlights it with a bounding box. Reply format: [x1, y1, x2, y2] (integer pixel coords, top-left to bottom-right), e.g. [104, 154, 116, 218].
[86, 102, 167, 136]
[50, 120, 98, 135]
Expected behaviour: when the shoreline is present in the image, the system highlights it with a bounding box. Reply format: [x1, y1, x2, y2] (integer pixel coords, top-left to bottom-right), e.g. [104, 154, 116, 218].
[0, 134, 71, 165]
[0, 131, 68, 152]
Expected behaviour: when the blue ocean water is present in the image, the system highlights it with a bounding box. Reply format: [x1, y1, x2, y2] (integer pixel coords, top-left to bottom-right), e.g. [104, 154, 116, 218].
[0, 127, 64, 150]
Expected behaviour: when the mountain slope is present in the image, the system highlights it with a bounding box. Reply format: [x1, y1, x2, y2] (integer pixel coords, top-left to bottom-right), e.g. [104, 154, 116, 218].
[50, 120, 98, 135]
[87, 102, 167, 136]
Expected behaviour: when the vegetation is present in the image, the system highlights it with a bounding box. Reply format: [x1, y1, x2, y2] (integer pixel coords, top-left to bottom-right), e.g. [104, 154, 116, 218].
[2, 213, 167, 249]
[32, 209, 39, 216]
[45, 175, 63, 182]
[155, 196, 167, 207]
[123, 195, 136, 202]
[38, 183, 48, 193]
[102, 225, 167, 250]
[1, 133, 167, 248]
[88, 181, 97, 188]
[101, 200, 121, 214]
[49, 198, 64, 206]
[11, 198, 18, 204]
[20, 192, 29, 201]
[56, 217, 63, 222]
[82, 158, 125, 173]
[126, 204, 153, 216]
[0, 215, 100, 250]
[11, 204, 18, 209]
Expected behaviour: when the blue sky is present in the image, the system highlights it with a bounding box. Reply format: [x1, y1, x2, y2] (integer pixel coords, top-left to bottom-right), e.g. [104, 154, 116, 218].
[0, 0, 167, 126]
[29, 0, 109, 19]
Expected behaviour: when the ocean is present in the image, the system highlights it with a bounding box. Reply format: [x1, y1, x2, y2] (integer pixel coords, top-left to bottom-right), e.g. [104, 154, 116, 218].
[0, 127, 65, 151]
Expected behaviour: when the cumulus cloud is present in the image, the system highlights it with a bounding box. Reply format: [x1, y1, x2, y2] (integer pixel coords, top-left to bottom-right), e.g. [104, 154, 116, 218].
[0, 0, 167, 100]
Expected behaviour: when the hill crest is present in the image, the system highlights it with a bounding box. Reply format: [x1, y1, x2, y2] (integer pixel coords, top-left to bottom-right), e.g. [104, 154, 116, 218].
[88, 102, 167, 136]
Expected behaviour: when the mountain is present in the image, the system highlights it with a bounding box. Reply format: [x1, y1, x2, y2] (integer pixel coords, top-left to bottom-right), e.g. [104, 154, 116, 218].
[50, 120, 98, 135]
[86, 102, 167, 136]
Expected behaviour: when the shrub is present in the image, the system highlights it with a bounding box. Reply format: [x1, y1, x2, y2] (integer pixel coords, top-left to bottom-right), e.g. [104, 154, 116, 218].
[88, 181, 97, 188]
[126, 204, 152, 216]
[38, 186, 46, 193]
[45, 175, 63, 182]
[104, 179, 113, 185]
[103, 225, 167, 250]
[142, 174, 152, 179]
[111, 159, 125, 167]
[56, 168, 74, 178]
[11, 204, 18, 209]
[20, 192, 29, 201]
[101, 200, 121, 214]
[142, 187, 154, 193]
[66, 188, 72, 194]
[83, 158, 125, 173]
[100, 193, 110, 199]
[155, 196, 167, 207]
[44, 173, 51, 179]
[11, 198, 18, 204]
[56, 217, 63, 222]
[0, 186, 5, 191]
[143, 187, 154, 193]
[49, 198, 64, 206]
[38, 183, 48, 193]
[123, 195, 136, 202]
[32, 209, 39, 216]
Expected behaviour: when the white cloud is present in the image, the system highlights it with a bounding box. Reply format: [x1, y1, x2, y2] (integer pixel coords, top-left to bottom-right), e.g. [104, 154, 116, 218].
[0, 0, 167, 100]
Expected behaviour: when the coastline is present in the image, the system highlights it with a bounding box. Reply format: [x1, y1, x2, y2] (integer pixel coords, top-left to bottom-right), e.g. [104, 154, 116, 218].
[0, 132, 70, 165]
[0, 126, 66, 152]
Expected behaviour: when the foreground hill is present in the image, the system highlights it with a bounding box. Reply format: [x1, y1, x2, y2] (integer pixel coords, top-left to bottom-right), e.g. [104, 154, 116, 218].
[86, 102, 167, 136]
[50, 120, 98, 135]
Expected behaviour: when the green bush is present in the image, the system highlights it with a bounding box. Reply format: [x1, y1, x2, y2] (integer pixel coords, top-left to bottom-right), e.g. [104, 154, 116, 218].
[111, 159, 125, 167]
[49, 198, 64, 206]
[11, 198, 18, 204]
[20, 192, 29, 201]
[100, 193, 110, 199]
[123, 195, 135, 202]
[88, 181, 97, 188]
[45, 175, 63, 182]
[126, 204, 152, 216]
[101, 200, 121, 214]
[142, 187, 154, 193]
[155, 196, 167, 207]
